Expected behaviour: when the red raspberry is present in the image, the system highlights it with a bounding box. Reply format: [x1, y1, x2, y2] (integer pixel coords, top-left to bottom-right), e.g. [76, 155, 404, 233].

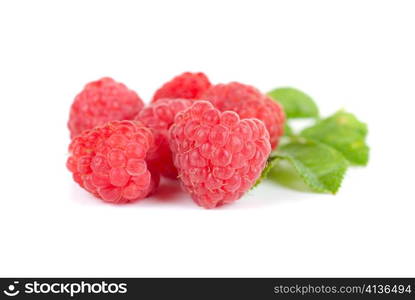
[152, 72, 211, 103]
[169, 101, 271, 208]
[136, 98, 193, 179]
[201, 82, 285, 149]
[66, 120, 159, 204]
[68, 77, 144, 138]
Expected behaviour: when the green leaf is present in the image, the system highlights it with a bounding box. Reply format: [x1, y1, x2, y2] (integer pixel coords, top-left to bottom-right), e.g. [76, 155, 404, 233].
[267, 87, 319, 119]
[284, 123, 294, 136]
[268, 139, 349, 194]
[301, 110, 369, 165]
[253, 155, 280, 188]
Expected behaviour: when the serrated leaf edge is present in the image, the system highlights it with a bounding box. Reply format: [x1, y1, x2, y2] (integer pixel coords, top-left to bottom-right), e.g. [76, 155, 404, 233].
[272, 141, 349, 194]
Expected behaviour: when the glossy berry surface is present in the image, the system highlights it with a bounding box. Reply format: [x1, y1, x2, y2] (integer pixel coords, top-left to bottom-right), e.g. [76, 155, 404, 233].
[201, 82, 285, 148]
[68, 77, 144, 138]
[169, 101, 271, 208]
[152, 72, 211, 103]
[136, 98, 193, 179]
[67, 120, 159, 203]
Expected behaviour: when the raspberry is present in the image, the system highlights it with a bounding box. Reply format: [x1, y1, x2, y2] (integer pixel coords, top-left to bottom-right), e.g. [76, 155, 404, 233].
[201, 82, 285, 148]
[152, 72, 211, 102]
[136, 98, 193, 179]
[68, 77, 144, 138]
[66, 120, 159, 204]
[169, 101, 271, 208]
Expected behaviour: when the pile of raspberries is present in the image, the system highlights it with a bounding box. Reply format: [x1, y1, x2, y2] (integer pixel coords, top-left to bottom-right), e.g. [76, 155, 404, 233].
[67, 72, 285, 208]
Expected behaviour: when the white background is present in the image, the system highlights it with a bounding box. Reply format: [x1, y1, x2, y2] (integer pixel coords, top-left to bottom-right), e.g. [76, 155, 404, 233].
[0, 0, 414, 277]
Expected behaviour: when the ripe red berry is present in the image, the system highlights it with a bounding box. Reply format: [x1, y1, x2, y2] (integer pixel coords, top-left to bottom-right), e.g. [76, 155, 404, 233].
[169, 101, 271, 208]
[66, 120, 159, 204]
[152, 72, 211, 103]
[201, 82, 285, 149]
[68, 77, 144, 138]
[136, 98, 193, 179]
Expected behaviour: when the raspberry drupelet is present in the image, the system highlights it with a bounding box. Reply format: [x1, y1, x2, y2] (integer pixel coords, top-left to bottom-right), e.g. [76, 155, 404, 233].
[67, 120, 159, 203]
[152, 72, 211, 103]
[136, 98, 193, 179]
[68, 77, 144, 138]
[169, 101, 271, 209]
[201, 82, 285, 149]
